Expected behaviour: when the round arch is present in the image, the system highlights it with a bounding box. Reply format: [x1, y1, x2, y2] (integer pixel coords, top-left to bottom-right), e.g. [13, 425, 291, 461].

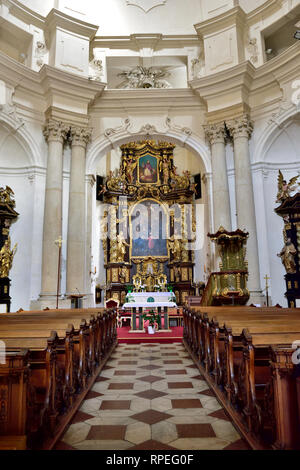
[0, 111, 42, 167]
[254, 107, 300, 164]
[86, 126, 211, 175]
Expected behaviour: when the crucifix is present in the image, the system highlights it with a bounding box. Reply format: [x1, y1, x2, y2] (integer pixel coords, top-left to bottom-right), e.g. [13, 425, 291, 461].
[55, 236, 64, 309]
[264, 274, 271, 307]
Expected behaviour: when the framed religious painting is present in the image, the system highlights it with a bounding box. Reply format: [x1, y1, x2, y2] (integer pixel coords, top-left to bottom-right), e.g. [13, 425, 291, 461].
[130, 199, 169, 258]
[138, 154, 159, 184]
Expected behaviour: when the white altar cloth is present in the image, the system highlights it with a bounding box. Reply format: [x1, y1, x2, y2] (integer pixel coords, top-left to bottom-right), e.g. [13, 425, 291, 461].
[123, 291, 177, 309]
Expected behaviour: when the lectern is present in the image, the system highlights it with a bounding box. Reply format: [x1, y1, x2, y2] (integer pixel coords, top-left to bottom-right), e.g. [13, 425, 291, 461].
[68, 294, 85, 309]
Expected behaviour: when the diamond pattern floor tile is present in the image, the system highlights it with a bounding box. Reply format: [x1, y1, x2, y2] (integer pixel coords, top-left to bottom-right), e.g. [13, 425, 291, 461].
[58, 342, 248, 451]
[134, 389, 167, 400]
[131, 410, 172, 425]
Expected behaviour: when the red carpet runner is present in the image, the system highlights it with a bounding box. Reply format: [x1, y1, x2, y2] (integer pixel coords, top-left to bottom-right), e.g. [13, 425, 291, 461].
[117, 326, 183, 344]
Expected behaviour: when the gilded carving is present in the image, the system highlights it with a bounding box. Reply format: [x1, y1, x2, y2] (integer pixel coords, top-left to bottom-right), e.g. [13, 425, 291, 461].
[277, 239, 297, 274]
[0, 236, 17, 278]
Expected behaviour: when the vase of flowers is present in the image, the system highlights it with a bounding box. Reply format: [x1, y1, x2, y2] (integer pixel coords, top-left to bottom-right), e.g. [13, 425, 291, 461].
[142, 310, 161, 334]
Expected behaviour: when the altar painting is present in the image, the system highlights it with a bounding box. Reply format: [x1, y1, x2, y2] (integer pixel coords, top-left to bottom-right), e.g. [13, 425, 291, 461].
[138, 155, 158, 184]
[130, 199, 168, 257]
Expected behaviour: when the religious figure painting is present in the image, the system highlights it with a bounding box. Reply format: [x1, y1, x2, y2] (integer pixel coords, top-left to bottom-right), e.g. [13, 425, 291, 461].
[130, 200, 168, 257]
[138, 155, 158, 184]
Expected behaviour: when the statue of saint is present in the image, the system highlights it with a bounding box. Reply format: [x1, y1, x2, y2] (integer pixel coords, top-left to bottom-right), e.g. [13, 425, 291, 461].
[116, 231, 130, 262]
[0, 237, 17, 278]
[160, 155, 170, 185]
[277, 238, 297, 274]
[168, 235, 182, 262]
[125, 158, 137, 184]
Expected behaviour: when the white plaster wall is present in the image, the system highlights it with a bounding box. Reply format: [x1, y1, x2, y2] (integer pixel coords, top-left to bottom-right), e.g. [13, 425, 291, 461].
[0, 124, 44, 311]
[256, 117, 300, 306]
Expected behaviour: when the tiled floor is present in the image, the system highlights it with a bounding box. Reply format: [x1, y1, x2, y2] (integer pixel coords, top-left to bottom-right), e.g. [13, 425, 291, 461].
[55, 343, 250, 450]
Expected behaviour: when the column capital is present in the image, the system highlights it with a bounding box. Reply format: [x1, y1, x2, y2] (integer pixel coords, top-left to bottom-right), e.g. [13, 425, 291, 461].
[43, 119, 69, 143]
[70, 126, 92, 148]
[86, 174, 96, 187]
[204, 123, 226, 145]
[226, 114, 253, 139]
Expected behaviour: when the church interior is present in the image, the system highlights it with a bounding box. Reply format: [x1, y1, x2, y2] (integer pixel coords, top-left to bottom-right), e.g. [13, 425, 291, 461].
[0, 0, 300, 452]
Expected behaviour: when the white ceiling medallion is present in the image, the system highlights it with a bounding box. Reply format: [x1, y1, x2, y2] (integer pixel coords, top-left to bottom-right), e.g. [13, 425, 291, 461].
[126, 0, 167, 13]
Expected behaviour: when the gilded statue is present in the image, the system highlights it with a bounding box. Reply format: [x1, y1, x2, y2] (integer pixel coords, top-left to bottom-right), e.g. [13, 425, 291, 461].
[100, 210, 108, 264]
[277, 239, 297, 274]
[0, 237, 17, 278]
[168, 235, 182, 261]
[106, 169, 126, 192]
[0, 186, 15, 206]
[276, 171, 299, 203]
[160, 154, 170, 185]
[124, 157, 137, 184]
[170, 167, 191, 190]
[116, 231, 130, 262]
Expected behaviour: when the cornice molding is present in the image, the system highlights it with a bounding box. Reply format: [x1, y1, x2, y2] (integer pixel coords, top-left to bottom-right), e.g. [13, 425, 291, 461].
[45, 8, 99, 40]
[91, 88, 204, 112]
[190, 42, 300, 120]
[194, 5, 247, 38]
[7, 0, 45, 28]
[39, 65, 106, 103]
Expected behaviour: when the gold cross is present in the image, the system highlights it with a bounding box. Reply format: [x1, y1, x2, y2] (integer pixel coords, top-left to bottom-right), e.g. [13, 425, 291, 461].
[264, 274, 270, 288]
[55, 236, 64, 249]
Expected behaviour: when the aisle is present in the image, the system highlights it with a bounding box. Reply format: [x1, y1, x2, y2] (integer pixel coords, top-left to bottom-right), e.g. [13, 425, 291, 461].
[55, 343, 250, 450]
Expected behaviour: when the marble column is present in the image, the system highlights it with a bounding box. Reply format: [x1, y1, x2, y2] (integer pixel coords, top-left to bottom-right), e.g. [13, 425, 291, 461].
[227, 115, 262, 302]
[204, 123, 231, 232]
[41, 119, 68, 297]
[66, 127, 92, 295]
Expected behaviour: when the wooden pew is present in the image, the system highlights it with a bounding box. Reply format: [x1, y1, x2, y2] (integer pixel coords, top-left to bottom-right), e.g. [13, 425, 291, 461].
[0, 349, 29, 450]
[183, 306, 300, 449]
[0, 332, 60, 448]
[0, 308, 117, 449]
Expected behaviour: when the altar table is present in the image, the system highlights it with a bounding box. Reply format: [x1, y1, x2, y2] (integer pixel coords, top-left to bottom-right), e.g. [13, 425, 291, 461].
[122, 292, 176, 332]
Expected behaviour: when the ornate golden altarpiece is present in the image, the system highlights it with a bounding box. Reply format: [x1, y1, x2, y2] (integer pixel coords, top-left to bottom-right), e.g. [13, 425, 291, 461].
[101, 141, 197, 306]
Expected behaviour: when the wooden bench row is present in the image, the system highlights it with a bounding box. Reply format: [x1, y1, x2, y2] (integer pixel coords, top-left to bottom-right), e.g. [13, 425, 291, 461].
[0, 308, 117, 450]
[183, 306, 300, 450]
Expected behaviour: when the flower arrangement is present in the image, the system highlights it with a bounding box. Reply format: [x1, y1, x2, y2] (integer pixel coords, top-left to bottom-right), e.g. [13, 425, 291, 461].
[142, 310, 161, 330]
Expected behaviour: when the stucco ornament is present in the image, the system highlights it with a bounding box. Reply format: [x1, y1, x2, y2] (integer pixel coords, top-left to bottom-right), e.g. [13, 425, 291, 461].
[126, 0, 167, 13]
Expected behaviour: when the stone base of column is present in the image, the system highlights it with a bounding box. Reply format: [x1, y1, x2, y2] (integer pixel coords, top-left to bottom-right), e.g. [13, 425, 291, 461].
[248, 291, 266, 307]
[31, 293, 95, 311]
[83, 293, 95, 308]
[30, 296, 72, 311]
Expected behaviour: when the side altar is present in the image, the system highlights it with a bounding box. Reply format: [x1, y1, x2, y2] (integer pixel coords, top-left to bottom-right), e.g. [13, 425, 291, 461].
[99, 140, 198, 307]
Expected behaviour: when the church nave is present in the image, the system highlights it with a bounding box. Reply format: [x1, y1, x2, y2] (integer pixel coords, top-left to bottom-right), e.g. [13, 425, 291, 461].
[55, 343, 249, 451]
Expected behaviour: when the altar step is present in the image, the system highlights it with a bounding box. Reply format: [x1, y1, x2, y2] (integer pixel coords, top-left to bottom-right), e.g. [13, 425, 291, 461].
[117, 326, 183, 344]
